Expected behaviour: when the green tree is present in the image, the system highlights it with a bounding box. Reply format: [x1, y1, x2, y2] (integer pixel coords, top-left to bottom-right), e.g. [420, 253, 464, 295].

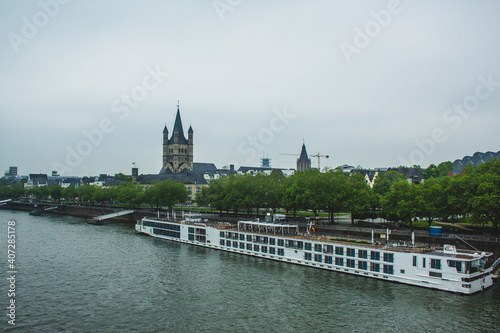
[265, 170, 285, 213]
[116, 184, 142, 207]
[114, 173, 132, 183]
[49, 185, 63, 202]
[416, 178, 445, 226]
[29, 186, 50, 201]
[373, 171, 406, 197]
[381, 181, 418, 230]
[63, 185, 77, 202]
[146, 180, 188, 211]
[346, 173, 373, 224]
[323, 170, 349, 224]
[195, 177, 229, 213]
[77, 185, 97, 203]
[422, 161, 453, 179]
[465, 159, 500, 227]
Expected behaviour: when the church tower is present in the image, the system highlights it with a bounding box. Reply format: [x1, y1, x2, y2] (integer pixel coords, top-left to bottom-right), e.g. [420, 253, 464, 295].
[296, 142, 311, 171]
[160, 103, 193, 174]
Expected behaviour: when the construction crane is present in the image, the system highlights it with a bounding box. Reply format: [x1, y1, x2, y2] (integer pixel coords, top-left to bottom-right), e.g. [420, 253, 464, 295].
[310, 153, 329, 171]
[280, 152, 329, 170]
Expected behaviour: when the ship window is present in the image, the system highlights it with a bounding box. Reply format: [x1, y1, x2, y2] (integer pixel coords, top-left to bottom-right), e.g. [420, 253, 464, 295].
[347, 248, 355, 257]
[255, 236, 261, 243]
[269, 238, 276, 245]
[383, 265, 394, 275]
[188, 234, 194, 241]
[305, 243, 312, 251]
[400, 269, 405, 274]
[297, 241, 304, 249]
[262, 237, 268, 244]
[314, 244, 322, 252]
[371, 251, 380, 260]
[278, 248, 284, 256]
[370, 263, 380, 272]
[413, 256, 417, 267]
[254, 245, 259, 252]
[358, 261, 368, 270]
[269, 247, 276, 255]
[358, 250, 368, 259]
[233, 241, 238, 248]
[247, 243, 252, 250]
[220, 240, 225, 246]
[429, 271, 442, 278]
[305, 253, 312, 261]
[314, 254, 322, 263]
[226, 240, 231, 246]
[278, 239, 285, 247]
[335, 247, 344, 256]
[189, 227, 194, 233]
[431, 259, 441, 270]
[423, 258, 426, 268]
[325, 245, 333, 254]
[325, 256, 333, 264]
[448, 260, 462, 273]
[383, 253, 394, 263]
[261, 246, 268, 253]
[335, 257, 344, 266]
[240, 234, 245, 241]
[144, 221, 180, 231]
[152, 228, 180, 238]
[347, 259, 355, 268]
[247, 235, 252, 242]
[239, 242, 245, 249]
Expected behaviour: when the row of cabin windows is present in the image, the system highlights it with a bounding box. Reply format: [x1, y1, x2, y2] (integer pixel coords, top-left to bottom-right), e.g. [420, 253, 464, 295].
[144, 221, 180, 231]
[219, 240, 285, 256]
[217, 238, 396, 274]
[220, 233, 395, 262]
[188, 227, 206, 235]
[153, 228, 180, 238]
[301, 254, 394, 274]
[333, 247, 390, 262]
[219, 234, 462, 274]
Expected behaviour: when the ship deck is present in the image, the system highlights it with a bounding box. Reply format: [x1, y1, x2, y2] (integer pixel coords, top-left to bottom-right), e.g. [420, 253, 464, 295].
[142, 217, 494, 260]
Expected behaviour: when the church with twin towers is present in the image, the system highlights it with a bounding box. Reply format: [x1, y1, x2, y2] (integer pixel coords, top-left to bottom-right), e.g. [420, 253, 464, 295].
[158, 102, 308, 177]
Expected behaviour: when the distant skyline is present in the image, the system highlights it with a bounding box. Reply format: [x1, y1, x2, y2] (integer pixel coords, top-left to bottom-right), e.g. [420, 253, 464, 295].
[1, 0, 499, 176]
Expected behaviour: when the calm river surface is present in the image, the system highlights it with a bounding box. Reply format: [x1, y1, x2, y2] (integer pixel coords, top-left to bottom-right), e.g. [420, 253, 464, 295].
[0, 210, 499, 332]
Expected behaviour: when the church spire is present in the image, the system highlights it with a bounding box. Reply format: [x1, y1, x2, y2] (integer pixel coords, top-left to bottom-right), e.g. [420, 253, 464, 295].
[170, 102, 188, 144]
[297, 142, 311, 171]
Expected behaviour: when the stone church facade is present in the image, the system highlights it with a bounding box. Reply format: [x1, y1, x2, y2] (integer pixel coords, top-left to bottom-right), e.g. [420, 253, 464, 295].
[160, 106, 193, 174]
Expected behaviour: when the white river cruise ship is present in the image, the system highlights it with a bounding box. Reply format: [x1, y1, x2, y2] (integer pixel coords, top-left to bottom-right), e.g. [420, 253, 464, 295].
[136, 216, 497, 295]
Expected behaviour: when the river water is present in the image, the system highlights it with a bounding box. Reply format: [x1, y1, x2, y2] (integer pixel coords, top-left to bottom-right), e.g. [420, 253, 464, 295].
[0, 210, 499, 332]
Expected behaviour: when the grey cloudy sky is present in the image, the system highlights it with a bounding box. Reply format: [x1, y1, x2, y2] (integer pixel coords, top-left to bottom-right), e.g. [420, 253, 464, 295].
[1, 0, 499, 176]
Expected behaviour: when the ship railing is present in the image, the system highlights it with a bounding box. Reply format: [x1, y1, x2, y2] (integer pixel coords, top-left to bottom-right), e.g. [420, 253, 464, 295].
[317, 225, 500, 243]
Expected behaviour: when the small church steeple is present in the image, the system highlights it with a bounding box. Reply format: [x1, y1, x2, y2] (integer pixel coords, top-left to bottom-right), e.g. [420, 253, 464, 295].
[297, 142, 311, 172]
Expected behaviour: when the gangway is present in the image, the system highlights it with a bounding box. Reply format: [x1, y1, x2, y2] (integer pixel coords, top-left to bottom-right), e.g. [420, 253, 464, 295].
[30, 205, 62, 216]
[88, 210, 135, 225]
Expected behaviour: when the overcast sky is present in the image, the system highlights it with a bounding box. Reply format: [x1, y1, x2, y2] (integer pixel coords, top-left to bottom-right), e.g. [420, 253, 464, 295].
[1, 0, 499, 176]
